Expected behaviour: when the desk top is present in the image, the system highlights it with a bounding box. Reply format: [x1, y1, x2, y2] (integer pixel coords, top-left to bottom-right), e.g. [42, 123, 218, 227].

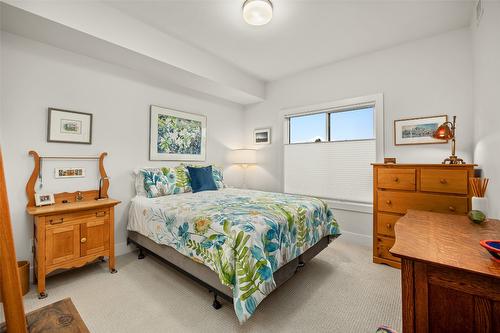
[27, 198, 120, 216]
[391, 210, 500, 279]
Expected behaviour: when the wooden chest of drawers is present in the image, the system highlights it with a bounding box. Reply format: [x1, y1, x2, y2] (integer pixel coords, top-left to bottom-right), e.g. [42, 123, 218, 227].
[372, 164, 475, 268]
[28, 199, 120, 298]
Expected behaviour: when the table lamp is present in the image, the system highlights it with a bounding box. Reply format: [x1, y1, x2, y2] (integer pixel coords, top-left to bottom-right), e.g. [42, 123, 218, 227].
[231, 149, 256, 188]
[433, 115, 465, 164]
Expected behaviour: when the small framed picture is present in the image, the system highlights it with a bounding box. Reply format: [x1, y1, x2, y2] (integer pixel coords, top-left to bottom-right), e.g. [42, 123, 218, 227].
[35, 193, 55, 207]
[254, 128, 271, 145]
[54, 167, 86, 179]
[47, 108, 92, 144]
[394, 115, 447, 146]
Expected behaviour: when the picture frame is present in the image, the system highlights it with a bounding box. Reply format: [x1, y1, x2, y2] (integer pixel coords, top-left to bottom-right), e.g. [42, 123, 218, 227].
[394, 115, 448, 146]
[149, 105, 207, 161]
[47, 108, 92, 144]
[34, 193, 55, 207]
[54, 167, 86, 179]
[254, 128, 271, 145]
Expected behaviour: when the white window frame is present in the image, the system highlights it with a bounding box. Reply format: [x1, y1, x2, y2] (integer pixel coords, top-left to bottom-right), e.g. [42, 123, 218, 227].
[282, 93, 384, 162]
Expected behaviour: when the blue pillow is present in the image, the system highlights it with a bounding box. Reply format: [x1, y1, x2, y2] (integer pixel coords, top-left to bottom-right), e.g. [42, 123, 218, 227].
[187, 166, 218, 193]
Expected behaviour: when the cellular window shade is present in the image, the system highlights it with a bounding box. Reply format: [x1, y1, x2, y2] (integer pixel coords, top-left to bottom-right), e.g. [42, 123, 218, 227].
[284, 140, 375, 203]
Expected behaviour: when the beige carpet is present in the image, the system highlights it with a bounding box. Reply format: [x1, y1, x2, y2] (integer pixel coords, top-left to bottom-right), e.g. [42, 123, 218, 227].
[2, 238, 401, 332]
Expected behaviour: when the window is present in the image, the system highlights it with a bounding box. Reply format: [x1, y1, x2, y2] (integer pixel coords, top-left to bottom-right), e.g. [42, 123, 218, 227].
[289, 113, 326, 143]
[288, 106, 374, 144]
[330, 107, 374, 141]
[283, 94, 383, 204]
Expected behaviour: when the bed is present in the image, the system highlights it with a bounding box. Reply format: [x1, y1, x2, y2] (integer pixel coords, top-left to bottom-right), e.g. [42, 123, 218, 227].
[127, 185, 340, 323]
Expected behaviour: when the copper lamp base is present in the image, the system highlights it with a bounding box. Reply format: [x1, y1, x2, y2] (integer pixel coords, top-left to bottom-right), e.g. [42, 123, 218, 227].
[442, 155, 465, 165]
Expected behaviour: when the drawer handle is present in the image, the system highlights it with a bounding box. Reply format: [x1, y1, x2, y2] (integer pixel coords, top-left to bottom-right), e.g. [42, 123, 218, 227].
[80, 237, 87, 243]
[386, 224, 392, 229]
[440, 179, 447, 184]
[96, 211, 106, 217]
[49, 218, 64, 225]
[448, 206, 456, 212]
[386, 200, 392, 205]
[393, 177, 399, 182]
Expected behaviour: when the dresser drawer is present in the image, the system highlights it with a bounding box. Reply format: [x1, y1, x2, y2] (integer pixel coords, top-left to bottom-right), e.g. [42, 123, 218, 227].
[46, 208, 109, 228]
[377, 213, 400, 237]
[420, 169, 468, 194]
[377, 191, 468, 215]
[377, 168, 416, 191]
[376, 236, 400, 263]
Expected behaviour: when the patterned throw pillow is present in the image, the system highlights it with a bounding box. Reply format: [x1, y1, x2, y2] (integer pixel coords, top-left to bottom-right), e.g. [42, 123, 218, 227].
[141, 165, 192, 198]
[160, 166, 192, 194]
[183, 164, 225, 189]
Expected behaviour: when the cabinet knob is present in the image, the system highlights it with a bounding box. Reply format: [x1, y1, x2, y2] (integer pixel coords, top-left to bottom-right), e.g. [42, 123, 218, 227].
[393, 177, 399, 182]
[440, 179, 447, 184]
[448, 206, 456, 212]
[386, 200, 392, 205]
[80, 237, 87, 243]
[386, 224, 392, 229]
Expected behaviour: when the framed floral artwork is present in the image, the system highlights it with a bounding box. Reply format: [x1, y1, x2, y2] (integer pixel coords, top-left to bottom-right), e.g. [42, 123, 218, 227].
[149, 105, 207, 161]
[47, 108, 92, 144]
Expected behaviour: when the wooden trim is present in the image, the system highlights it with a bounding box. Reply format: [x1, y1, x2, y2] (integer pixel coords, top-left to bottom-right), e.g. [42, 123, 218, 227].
[26, 150, 40, 208]
[0, 148, 28, 332]
[414, 262, 429, 333]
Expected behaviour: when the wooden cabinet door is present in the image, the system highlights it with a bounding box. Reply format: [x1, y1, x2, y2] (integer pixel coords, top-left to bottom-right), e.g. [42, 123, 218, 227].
[46, 225, 81, 266]
[80, 218, 109, 257]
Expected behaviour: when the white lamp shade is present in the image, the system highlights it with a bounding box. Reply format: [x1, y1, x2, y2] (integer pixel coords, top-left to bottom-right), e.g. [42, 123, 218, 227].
[231, 149, 257, 165]
[243, 0, 273, 26]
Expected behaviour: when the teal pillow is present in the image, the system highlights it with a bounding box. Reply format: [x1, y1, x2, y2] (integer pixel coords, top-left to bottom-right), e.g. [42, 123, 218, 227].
[187, 166, 218, 193]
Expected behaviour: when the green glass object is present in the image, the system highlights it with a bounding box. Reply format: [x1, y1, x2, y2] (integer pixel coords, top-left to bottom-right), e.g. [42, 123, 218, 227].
[468, 210, 486, 224]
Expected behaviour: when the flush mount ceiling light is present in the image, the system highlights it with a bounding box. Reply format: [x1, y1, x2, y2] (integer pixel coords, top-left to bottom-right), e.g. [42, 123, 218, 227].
[242, 0, 273, 26]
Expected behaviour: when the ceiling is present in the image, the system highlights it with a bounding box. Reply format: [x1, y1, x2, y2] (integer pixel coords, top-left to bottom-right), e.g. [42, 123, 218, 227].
[106, 0, 473, 82]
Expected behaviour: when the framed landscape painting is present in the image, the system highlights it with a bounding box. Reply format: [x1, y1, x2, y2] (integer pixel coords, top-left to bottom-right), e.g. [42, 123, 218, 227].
[394, 115, 447, 145]
[149, 105, 206, 161]
[47, 108, 92, 144]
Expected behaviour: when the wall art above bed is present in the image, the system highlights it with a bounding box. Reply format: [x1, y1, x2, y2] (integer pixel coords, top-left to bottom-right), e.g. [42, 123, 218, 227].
[149, 105, 207, 161]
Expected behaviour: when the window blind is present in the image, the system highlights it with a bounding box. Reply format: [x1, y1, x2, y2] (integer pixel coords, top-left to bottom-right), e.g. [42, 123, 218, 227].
[283, 140, 375, 203]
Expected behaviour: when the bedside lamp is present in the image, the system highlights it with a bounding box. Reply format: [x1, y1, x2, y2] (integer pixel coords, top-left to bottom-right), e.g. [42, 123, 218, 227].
[433, 115, 465, 164]
[231, 149, 257, 168]
[231, 149, 256, 189]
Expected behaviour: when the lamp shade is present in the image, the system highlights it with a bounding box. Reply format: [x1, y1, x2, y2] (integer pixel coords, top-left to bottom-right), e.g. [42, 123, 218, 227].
[231, 149, 257, 165]
[433, 123, 453, 140]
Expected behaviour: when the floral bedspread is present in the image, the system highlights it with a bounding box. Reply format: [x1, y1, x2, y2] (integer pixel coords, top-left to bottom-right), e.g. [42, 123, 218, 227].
[128, 188, 340, 323]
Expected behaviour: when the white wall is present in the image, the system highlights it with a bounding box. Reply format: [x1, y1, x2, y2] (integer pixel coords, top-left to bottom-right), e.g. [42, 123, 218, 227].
[472, 1, 500, 218]
[243, 28, 474, 238]
[0, 32, 245, 261]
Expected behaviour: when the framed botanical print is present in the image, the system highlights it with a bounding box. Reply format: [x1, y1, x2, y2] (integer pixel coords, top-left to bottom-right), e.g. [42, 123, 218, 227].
[47, 108, 92, 144]
[149, 105, 207, 161]
[394, 115, 448, 145]
[254, 128, 271, 145]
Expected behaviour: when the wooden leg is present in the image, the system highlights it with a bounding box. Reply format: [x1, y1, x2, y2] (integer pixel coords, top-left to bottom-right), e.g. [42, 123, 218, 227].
[37, 273, 47, 299]
[109, 208, 117, 274]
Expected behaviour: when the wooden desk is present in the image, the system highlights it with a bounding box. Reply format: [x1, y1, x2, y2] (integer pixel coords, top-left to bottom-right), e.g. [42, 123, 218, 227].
[391, 210, 500, 333]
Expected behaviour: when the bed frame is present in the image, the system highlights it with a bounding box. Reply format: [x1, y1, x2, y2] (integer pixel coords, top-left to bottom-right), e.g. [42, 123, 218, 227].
[127, 231, 334, 309]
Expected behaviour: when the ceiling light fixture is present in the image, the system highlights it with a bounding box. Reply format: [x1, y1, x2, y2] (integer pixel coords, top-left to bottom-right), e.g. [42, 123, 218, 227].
[242, 0, 273, 26]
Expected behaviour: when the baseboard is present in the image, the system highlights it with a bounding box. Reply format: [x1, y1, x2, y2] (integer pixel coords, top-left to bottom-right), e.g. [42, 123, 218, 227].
[339, 231, 372, 248]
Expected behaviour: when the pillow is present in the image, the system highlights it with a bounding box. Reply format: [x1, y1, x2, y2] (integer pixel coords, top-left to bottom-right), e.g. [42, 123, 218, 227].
[160, 166, 192, 194]
[135, 168, 161, 196]
[141, 169, 169, 198]
[186, 166, 218, 193]
[140, 165, 192, 198]
[183, 164, 225, 189]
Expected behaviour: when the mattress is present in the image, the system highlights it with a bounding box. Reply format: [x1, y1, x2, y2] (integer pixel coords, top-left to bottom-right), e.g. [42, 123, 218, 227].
[128, 188, 340, 323]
